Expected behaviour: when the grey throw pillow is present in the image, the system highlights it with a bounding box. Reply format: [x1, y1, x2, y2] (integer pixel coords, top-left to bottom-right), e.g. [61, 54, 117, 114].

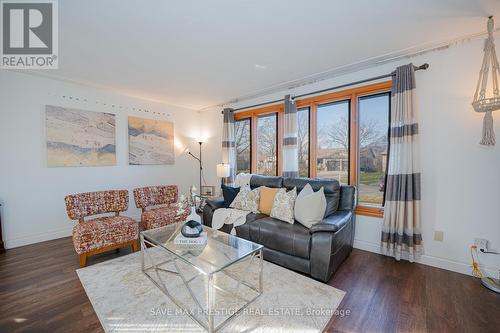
[294, 183, 326, 228]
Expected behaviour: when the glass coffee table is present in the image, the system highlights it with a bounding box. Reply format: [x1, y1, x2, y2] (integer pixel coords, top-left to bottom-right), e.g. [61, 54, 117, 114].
[140, 223, 263, 332]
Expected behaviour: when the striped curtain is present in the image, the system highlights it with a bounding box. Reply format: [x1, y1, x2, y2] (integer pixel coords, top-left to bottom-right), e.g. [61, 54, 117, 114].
[222, 108, 236, 185]
[381, 64, 422, 262]
[282, 95, 299, 177]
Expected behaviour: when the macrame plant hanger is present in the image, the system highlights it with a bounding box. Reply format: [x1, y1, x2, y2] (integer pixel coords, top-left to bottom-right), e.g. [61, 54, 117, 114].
[472, 16, 500, 146]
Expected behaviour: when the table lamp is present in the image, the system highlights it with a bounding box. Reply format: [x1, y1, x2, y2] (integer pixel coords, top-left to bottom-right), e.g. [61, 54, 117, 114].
[216, 163, 230, 188]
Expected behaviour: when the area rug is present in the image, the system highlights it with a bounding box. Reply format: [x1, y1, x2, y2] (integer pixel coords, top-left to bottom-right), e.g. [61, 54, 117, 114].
[77, 250, 345, 332]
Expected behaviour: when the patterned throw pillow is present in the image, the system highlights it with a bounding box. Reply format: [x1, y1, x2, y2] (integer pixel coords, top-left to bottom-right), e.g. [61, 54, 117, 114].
[230, 185, 261, 213]
[270, 187, 297, 224]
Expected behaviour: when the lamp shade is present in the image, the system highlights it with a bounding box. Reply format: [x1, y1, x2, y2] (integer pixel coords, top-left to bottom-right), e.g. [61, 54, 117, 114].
[216, 163, 230, 178]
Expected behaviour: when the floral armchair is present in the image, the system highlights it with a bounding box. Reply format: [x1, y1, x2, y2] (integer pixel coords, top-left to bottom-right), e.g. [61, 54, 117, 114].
[65, 190, 139, 267]
[133, 185, 189, 231]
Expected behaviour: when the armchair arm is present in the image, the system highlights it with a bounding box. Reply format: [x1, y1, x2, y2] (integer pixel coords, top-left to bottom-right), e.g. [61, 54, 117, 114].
[310, 210, 352, 233]
[202, 197, 225, 227]
[206, 197, 225, 210]
[309, 211, 355, 282]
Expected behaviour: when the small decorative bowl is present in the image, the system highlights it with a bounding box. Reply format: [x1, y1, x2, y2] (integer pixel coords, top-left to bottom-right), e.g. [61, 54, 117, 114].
[181, 220, 204, 238]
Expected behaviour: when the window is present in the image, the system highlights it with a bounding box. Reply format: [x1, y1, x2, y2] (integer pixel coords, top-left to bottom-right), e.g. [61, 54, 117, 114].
[233, 80, 391, 217]
[235, 118, 251, 174]
[297, 107, 309, 177]
[256, 113, 277, 176]
[357, 93, 390, 207]
[316, 101, 349, 184]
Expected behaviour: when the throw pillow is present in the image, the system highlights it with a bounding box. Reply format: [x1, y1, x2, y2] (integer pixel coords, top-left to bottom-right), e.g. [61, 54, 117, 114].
[294, 184, 326, 228]
[229, 185, 261, 213]
[259, 186, 280, 215]
[270, 187, 297, 224]
[221, 184, 240, 207]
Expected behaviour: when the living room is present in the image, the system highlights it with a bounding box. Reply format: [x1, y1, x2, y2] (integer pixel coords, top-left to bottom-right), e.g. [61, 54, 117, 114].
[0, 1, 499, 332]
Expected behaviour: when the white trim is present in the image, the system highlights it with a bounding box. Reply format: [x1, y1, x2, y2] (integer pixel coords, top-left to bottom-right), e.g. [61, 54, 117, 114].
[4, 225, 74, 249]
[353, 239, 498, 278]
[4, 214, 142, 249]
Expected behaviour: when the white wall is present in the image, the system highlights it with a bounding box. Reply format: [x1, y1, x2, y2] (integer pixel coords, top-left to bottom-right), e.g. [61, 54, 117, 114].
[0, 71, 201, 249]
[200, 36, 500, 276]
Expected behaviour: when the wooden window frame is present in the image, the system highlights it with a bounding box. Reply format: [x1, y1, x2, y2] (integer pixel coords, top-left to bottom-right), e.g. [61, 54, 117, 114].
[234, 80, 392, 218]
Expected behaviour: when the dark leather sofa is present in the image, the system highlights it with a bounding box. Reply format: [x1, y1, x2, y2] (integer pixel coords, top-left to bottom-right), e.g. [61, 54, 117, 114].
[203, 175, 355, 282]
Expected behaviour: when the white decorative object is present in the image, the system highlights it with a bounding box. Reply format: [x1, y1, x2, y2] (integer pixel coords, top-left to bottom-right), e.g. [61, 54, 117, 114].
[186, 206, 201, 223]
[472, 17, 500, 146]
[294, 184, 326, 228]
[176, 194, 188, 216]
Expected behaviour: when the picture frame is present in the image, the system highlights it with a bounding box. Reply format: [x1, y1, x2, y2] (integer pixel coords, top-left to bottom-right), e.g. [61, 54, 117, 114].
[200, 186, 216, 196]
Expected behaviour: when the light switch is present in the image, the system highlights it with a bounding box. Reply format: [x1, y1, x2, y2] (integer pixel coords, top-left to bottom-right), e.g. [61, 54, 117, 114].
[434, 231, 444, 242]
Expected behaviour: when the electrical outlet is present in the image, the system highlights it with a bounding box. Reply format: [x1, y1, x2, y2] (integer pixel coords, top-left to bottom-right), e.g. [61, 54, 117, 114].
[434, 231, 444, 242]
[474, 238, 489, 252]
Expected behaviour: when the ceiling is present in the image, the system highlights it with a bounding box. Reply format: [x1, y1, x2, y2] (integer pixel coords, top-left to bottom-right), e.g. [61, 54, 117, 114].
[31, 0, 500, 110]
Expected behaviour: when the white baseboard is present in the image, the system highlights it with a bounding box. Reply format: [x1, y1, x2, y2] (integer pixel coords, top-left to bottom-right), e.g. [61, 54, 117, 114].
[4, 227, 496, 278]
[353, 239, 498, 278]
[4, 214, 143, 250]
[4, 226, 74, 249]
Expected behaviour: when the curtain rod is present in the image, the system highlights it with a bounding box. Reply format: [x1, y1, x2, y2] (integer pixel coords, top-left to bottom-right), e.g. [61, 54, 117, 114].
[223, 63, 429, 113]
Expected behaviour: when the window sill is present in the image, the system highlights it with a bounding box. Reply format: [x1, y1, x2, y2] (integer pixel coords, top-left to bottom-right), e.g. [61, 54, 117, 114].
[355, 206, 384, 218]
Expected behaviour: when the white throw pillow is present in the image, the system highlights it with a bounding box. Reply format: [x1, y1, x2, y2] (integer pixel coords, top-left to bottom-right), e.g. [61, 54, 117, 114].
[294, 184, 326, 228]
[270, 187, 297, 224]
[229, 185, 261, 213]
[234, 173, 253, 187]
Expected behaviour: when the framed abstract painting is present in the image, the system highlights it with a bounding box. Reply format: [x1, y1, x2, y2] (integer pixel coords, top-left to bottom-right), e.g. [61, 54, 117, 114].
[128, 116, 174, 165]
[45, 105, 116, 167]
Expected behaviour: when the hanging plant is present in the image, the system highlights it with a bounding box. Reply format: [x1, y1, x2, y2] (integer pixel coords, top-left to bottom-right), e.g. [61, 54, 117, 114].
[472, 17, 500, 146]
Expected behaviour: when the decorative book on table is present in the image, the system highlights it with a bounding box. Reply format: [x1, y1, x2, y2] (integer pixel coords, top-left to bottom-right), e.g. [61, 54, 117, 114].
[174, 231, 208, 245]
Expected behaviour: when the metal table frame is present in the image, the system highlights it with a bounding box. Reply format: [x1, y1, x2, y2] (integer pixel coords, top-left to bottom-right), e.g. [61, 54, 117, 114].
[140, 233, 263, 332]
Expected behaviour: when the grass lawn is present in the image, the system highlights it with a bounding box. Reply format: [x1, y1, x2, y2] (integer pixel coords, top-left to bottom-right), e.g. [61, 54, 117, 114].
[359, 171, 384, 185]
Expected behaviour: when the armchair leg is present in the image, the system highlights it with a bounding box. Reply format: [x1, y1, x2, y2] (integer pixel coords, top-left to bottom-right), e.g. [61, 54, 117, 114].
[79, 254, 87, 268]
[132, 239, 139, 252]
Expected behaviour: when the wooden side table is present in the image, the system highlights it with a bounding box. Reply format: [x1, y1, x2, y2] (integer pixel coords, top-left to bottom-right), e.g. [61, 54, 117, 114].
[0, 204, 4, 253]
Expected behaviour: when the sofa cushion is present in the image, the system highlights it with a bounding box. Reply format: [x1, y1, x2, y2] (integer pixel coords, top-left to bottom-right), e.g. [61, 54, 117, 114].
[294, 184, 326, 228]
[141, 206, 189, 231]
[65, 190, 129, 220]
[250, 175, 283, 189]
[248, 217, 311, 259]
[221, 185, 240, 208]
[230, 185, 260, 213]
[234, 212, 267, 239]
[72, 216, 138, 254]
[270, 187, 297, 224]
[259, 186, 280, 215]
[283, 177, 340, 217]
[133, 185, 178, 209]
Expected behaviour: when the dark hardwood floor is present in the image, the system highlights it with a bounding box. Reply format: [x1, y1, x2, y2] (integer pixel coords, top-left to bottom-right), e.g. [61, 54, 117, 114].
[1, 237, 499, 333]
